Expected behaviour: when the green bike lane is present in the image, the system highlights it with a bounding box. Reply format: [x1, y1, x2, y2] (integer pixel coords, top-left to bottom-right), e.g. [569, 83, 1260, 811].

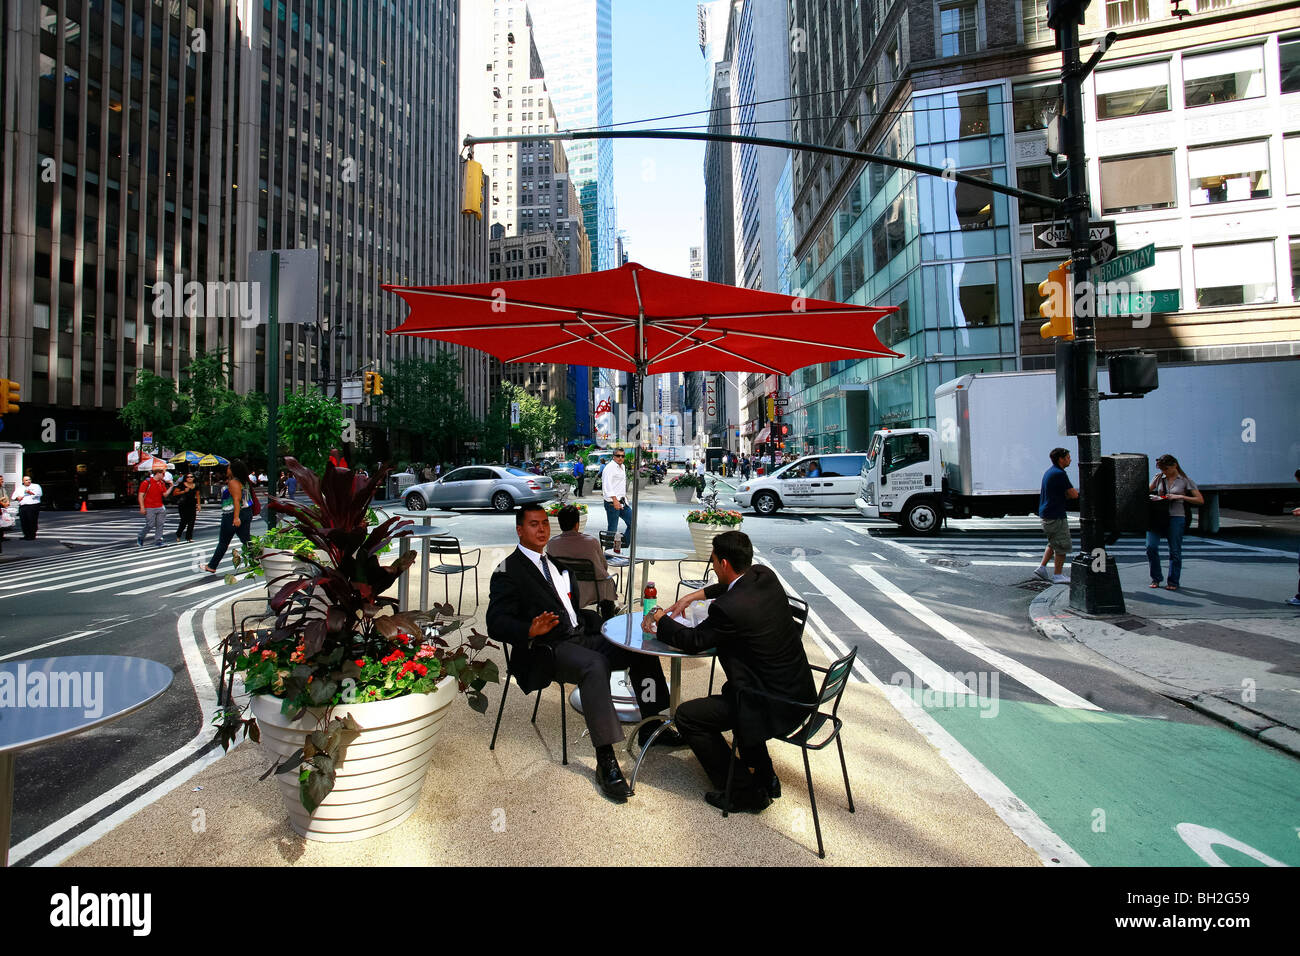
[914, 695, 1300, 866]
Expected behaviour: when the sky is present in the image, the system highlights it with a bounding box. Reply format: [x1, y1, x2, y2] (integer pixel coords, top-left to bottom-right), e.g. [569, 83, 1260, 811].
[610, 0, 708, 276]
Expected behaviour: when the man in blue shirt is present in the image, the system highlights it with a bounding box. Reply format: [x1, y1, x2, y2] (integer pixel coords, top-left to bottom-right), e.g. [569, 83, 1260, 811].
[573, 458, 586, 497]
[1035, 447, 1079, 584]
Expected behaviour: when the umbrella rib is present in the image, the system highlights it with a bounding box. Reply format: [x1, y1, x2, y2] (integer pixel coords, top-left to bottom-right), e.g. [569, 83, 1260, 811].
[573, 311, 634, 364]
[392, 286, 636, 323]
[652, 338, 715, 364]
[503, 326, 631, 365]
[676, 325, 899, 355]
[697, 339, 786, 375]
[647, 320, 705, 364]
[390, 320, 627, 335]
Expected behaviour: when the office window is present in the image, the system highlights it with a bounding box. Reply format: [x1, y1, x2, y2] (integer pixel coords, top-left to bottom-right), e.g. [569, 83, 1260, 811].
[1194, 242, 1276, 307]
[1013, 80, 1060, 132]
[1105, 0, 1150, 27]
[955, 169, 995, 230]
[953, 260, 999, 327]
[1291, 237, 1300, 300]
[1280, 35, 1300, 94]
[1286, 136, 1300, 195]
[1184, 47, 1265, 107]
[1100, 153, 1176, 213]
[938, 1, 979, 57]
[1017, 164, 1069, 224]
[1188, 141, 1270, 204]
[871, 195, 907, 270]
[1022, 0, 1050, 44]
[1095, 62, 1169, 119]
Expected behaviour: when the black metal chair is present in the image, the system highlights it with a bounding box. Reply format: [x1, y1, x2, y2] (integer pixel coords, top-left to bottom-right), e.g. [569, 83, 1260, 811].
[488, 639, 568, 765]
[721, 643, 855, 860]
[548, 554, 622, 619]
[675, 557, 713, 604]
[427, 535, 481, 615]
[598, 530, 632, 562]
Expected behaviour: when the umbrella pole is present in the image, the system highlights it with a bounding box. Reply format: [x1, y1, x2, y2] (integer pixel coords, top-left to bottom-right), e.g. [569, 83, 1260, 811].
[626, 366, 643, 620]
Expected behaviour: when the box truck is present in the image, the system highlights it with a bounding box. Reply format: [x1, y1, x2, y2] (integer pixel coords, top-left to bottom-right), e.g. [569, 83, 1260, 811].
[855, 360, 1299, 534]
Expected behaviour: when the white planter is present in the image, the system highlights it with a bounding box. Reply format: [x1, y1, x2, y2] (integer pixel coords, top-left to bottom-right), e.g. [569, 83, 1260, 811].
[250, 676, 457, 843]
[688, 520, 743, 558]
[673, 485, 697, 504]
[548, 511, 588, 536]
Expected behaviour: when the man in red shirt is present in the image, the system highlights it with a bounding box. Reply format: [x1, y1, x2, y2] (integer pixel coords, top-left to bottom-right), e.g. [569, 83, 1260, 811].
[328, 447, 348, 470]
[137, 461, 174, 547]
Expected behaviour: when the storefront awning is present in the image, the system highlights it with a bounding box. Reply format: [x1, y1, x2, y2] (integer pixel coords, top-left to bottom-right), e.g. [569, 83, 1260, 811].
[755, 426, 771, 443]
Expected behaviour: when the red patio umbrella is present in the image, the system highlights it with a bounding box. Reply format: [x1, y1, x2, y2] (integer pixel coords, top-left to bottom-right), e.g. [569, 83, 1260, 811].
[384, 261, 899, 610]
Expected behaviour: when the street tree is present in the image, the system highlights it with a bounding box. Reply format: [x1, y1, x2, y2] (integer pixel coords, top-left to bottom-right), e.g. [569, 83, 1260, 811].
[379, 351, 476, 463]
[278, 388, 345, 474]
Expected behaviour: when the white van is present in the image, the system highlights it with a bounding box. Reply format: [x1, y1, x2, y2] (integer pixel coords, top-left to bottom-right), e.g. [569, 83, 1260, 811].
[733, 452, 869, 515]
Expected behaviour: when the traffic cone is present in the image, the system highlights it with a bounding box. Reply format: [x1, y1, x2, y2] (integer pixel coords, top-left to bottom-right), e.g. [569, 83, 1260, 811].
[80, 501, 88, 512]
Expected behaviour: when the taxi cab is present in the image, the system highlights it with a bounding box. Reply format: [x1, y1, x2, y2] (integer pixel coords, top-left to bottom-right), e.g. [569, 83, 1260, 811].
[732, 452, 868, 515]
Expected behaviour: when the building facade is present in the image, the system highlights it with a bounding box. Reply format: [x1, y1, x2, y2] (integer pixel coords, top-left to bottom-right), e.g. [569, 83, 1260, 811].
[1, 0, 488, 465]
[777, 0, 1300, 458]
[528, 0, 617, 270]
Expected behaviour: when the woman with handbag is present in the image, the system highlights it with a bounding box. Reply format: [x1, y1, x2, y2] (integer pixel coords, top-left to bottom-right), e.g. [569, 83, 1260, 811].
[1147, 453, 1204, 591]
[201, 460, 253, 574]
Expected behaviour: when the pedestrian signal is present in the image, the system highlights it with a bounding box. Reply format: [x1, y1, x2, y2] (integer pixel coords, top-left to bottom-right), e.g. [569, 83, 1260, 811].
[1038, 260, 1075, 341]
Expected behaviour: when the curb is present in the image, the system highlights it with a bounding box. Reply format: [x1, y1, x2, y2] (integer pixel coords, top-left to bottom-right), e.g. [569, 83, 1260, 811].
[1028, 586, 1300, 761]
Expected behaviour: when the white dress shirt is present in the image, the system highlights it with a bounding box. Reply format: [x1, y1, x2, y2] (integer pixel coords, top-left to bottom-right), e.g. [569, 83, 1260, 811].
[15, 482, 42, 505]
[601, 460, 626, 501]
[516, 544, 579, 628]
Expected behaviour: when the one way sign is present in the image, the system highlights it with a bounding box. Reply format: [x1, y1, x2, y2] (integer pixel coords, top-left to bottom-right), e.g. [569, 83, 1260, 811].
[1032, 219, 1117, 264]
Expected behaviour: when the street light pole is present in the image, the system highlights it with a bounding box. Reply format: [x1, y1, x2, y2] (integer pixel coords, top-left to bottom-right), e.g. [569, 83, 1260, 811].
[1056, 7, 1125, 614]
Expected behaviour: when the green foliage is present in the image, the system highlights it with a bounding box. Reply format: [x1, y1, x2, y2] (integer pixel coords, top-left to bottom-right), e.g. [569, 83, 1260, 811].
[119, 350, 266, 459]
[378, 352, 478, 462]
[277, 389, 345, 474]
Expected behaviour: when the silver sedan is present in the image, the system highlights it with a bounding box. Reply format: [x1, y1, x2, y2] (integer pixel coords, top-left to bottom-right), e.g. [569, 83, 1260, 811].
[402, 465, 556, 513]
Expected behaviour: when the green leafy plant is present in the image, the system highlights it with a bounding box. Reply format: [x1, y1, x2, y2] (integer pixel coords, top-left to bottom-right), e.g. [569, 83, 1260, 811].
[670, 472, 703, 491]
[686, 507, 745, 526]
[212, 458, 499, 811]
[228, 524, 317, 582]
[546, 500, 588, 516]
[277, 389, 345, 474]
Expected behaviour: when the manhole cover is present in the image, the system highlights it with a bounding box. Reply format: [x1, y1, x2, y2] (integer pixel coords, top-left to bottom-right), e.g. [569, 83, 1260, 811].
[1018, 579, 1051, 591]
[927, 557, 970, 568]
[1111, 617, 1149, 632]
[770, 546, 823, 557]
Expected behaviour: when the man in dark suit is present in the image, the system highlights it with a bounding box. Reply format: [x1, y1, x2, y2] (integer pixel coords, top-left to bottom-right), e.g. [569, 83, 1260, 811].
[487, 503, 676, 803]
[545, 505, 618, 618]
[646, 531, 816, 814]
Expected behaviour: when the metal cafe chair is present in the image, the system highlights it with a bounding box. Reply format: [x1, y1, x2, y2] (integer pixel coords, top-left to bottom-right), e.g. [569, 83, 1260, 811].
[548, 555, 622, 619]
[721, 644, 856, 860]
[488, 635, 569, 765]
[427, 535, 481, 616]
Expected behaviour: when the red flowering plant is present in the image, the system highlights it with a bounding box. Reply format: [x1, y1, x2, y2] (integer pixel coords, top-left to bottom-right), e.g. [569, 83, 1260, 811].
[212, 458, 499, 810]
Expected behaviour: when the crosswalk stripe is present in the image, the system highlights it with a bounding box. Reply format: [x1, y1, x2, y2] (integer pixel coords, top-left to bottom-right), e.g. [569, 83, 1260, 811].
[851, 564, 1103, 711]
[71, 562, 191, 593]
[791, 560, 974, 698]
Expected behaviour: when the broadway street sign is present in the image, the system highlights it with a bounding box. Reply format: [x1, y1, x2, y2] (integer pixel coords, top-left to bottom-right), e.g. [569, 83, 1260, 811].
[1092, 243, 1155, 284]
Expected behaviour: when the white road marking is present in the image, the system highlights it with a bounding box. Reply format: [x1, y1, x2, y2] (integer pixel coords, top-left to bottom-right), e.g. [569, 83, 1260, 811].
[792, 560, 973, 698]
[871, 553, 885, 561]
[852, 565, 1102, 711]
[846, 538, 860, 546]
[0, 629, 105, 662]
[13, 583, 263, 866]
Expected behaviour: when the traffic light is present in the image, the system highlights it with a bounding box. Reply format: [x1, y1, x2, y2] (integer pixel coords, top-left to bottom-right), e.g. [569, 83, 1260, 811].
[765, 395, 775, 420]
[0, 379, 19, 414]
[372, 372, 383, 396]
[1038, 260, 1075, 341]
[462, 159, 484, 218]
[1047, 0, 1090, 29]
[363, 371, 376, 395]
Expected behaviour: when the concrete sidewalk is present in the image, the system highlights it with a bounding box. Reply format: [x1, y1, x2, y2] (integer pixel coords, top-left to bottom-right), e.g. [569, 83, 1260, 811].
[63, 550, 1044, 867]
[1030, 513, 1300, 758]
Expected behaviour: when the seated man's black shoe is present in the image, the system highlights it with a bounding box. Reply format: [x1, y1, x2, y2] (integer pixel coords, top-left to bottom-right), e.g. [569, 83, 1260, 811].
[595, 751, 632, 803]
[761, 773, 781, 799]
[705, 788, 772, 815]
[637, 724, 686, 748]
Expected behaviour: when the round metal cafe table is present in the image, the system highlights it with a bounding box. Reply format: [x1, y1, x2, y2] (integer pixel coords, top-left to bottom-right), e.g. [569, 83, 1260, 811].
[0, 655, 173, 867]
[599, 613, 714, 793]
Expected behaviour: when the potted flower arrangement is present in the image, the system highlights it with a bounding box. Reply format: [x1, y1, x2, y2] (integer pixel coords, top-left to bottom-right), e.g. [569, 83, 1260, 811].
[685, 479, 744, 556]
[669, 471, 703, 504]
[213, 458, 499, 843]
[230, 523, 318, 600]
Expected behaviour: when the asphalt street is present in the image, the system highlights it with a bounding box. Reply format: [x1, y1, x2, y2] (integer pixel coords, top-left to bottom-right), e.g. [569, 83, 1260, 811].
[4, 493, 1299, 866]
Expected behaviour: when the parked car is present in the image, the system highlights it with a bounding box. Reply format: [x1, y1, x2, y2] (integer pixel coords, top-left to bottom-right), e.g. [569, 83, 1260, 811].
[733, 453, 868, 515]
[402, 465, 555, 513]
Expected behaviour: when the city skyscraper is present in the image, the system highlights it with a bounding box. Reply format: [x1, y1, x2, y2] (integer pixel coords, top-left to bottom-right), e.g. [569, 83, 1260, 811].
[527, 0, 616, 271]
[0, 0, 488, 461]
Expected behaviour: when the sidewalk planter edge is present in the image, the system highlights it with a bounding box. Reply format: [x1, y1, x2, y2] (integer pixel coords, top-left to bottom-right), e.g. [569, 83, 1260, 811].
[688, 520, 743, 558]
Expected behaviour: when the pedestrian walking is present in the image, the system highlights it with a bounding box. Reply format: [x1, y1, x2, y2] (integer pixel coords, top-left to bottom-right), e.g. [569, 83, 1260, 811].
[329, 447, 348, 470]
[601, 449, 633, 545]
[170, 473, 201, 542]
[1034, 447, 1078, 584]
[574, 457, 586, 496]
[14, 475, 44, 540]
[1145, 453, 1203, 591]
[695, 458, 706, 482]
[285, 472, 298, 500]
[137, 461, 174, 547]
[202, 459, 254, 574]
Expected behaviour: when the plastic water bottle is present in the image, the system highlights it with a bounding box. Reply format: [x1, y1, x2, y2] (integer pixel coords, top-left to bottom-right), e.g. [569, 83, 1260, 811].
[613, 532, 622, 554]
[643, 581, 657, 615]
